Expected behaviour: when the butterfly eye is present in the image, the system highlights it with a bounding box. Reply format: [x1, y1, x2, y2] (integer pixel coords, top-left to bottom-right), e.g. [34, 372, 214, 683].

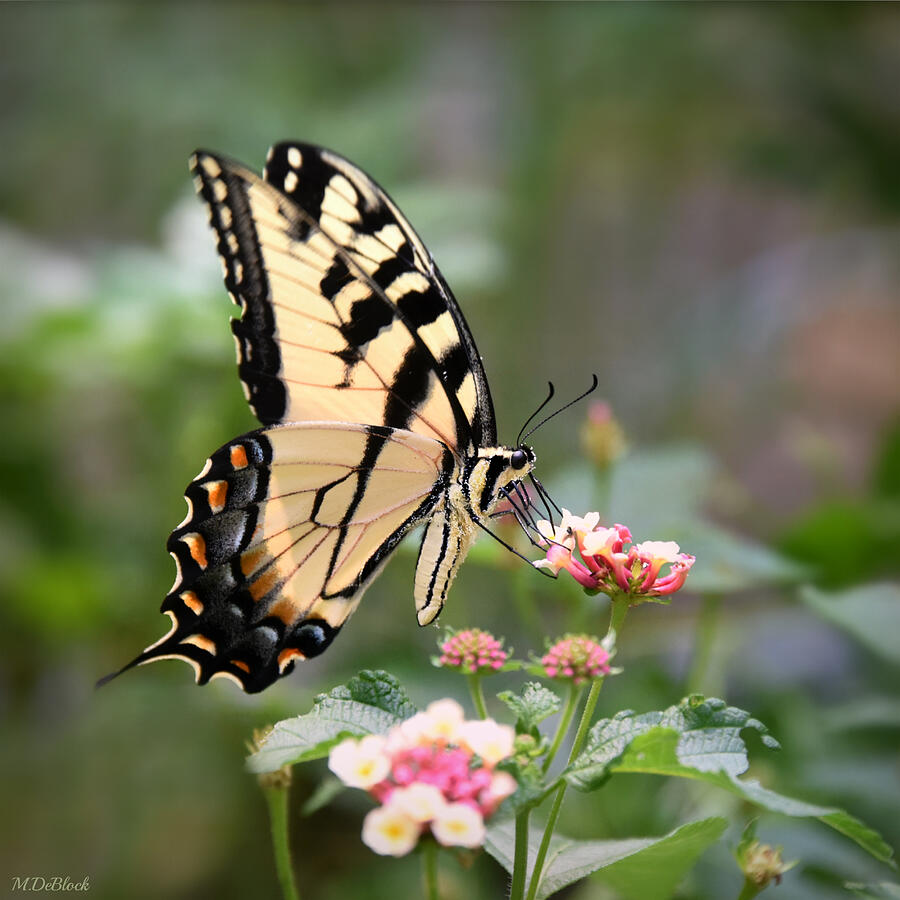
[511, 449, 529, 470]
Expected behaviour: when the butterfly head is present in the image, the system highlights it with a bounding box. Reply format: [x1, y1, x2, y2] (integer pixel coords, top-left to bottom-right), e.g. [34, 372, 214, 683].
[466, 444, 537, 519]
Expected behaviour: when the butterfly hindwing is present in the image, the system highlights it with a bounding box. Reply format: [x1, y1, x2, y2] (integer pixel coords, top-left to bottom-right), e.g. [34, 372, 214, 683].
[191, 146, 496, 453]
[127, 423, 454, 693]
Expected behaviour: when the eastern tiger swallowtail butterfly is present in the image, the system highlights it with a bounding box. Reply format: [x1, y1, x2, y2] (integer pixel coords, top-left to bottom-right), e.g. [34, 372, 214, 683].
[102, 142, 559, 693]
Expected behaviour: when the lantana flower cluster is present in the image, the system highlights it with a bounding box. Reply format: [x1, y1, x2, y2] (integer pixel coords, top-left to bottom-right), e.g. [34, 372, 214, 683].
[328, 699, 517, 857]
[438, 628, 509, 673]
[541, 635, 611, 685]
[534, 510, 695, 601]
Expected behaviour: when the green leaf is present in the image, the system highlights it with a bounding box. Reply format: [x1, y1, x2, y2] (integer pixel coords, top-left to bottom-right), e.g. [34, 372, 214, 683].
[847, 882, 900, 899]
[800, 583, 900, 666]
[498, 682, 562, 732]
[565, 697, 894, 866]
[672, 521, 806, 593]
[484, 816, 727, 900]
[565, 696, 778, 791]
[247, 671, 416, 773]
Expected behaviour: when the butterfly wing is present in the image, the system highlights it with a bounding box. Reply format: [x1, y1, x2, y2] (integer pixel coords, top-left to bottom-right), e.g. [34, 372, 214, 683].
[102, 144, 505, 692]
[191, 144, 497, 453]
[107, 423, 454, 693]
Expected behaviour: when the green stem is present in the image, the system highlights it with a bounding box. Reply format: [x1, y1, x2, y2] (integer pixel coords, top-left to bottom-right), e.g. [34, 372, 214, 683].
[606, 594, 629, 641]
[466, 673, 489, 719]
[509, 810, 531, 900]
[524, 598, 628, 900]
[542, 683, 581, 775]
[524, 782, 566, 900]
[737, 878, 762, 900]
[687, 593, 721, 695]
[422, 840, 439, 900]
[264, 785, 300, 900]
[594, 465, 612, 520]
[525, 679, 605, 900]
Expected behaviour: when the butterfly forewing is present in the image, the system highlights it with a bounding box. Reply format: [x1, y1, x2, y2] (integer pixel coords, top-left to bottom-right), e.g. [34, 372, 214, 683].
[191, 146, 496, 453]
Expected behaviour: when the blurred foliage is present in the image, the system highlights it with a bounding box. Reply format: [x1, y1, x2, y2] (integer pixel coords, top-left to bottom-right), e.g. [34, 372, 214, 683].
[1, 3, 898, 899]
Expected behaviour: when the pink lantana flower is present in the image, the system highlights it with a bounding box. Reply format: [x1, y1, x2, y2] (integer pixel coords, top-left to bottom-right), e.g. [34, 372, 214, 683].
[438, 628, 509, 674]
[541, 635, 611, 686]
[534, 509, 695, 604]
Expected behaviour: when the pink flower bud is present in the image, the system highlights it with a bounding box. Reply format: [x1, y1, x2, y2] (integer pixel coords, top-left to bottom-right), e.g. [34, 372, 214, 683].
[438, 628, 509, 674]
[541, 635, 611, 685]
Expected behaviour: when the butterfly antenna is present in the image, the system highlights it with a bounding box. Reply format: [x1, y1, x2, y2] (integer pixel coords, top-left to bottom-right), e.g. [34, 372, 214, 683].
[516, 382, 556, 447]
[521, 374, 599, 443]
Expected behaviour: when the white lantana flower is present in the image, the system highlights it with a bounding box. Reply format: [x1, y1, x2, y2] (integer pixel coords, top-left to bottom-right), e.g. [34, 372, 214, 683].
[389, 783, 448, 823]
[580, 526, 620, 557]
[327, 735, 390, 789]
[457, 719, 515, 766]
[633, 540, 682, 563]
[420, 698, 466, 743]
[431, 802, 486, 849]
[361, 804, 421, 857]
[560, 509, 601, 536]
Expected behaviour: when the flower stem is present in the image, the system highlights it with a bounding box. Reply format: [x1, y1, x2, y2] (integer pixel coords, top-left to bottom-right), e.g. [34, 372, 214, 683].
[525, 679, 605, 900]
[422, 839, 439, 900]
[263, 785, 300, 900]
[687, 593, 721, 695]
[736, 878, 763, 900]
[542, 683, 581, 774]
[606, 593, 629, 641]
[509, 810, 531, 900]
[466, 673, 489, 719]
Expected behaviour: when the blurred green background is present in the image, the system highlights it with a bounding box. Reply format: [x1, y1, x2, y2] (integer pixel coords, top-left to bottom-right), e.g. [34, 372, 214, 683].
[2, 4, 898, 899]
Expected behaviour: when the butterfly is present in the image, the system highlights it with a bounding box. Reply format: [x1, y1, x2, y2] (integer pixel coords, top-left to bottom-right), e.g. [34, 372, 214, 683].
[102, 142, 561, 693]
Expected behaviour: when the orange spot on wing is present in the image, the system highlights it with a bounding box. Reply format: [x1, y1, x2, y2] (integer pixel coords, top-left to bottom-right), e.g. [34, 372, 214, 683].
[231, 659, 251, 674]
[230, 445, 249, 469]
[180, 590, 204, 615]
[205, 480, 228, 513]
[240, 545, 268, 577]
[181, 634, 216, 654]
[268, 597, 301, 626]
[182, 533, 208, 569]
[278, 648, 304, 672]
[249, 567, 280, 602]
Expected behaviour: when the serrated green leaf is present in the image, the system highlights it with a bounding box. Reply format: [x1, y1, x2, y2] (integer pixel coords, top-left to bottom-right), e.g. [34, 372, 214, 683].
[484, 816, 727, 900]
[498, 682, 562, 732]
[566, 696, 776, 791]
[801, 583, 900, 666]
[247, 671, 416, 773]
[565, 698, 894, 866]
